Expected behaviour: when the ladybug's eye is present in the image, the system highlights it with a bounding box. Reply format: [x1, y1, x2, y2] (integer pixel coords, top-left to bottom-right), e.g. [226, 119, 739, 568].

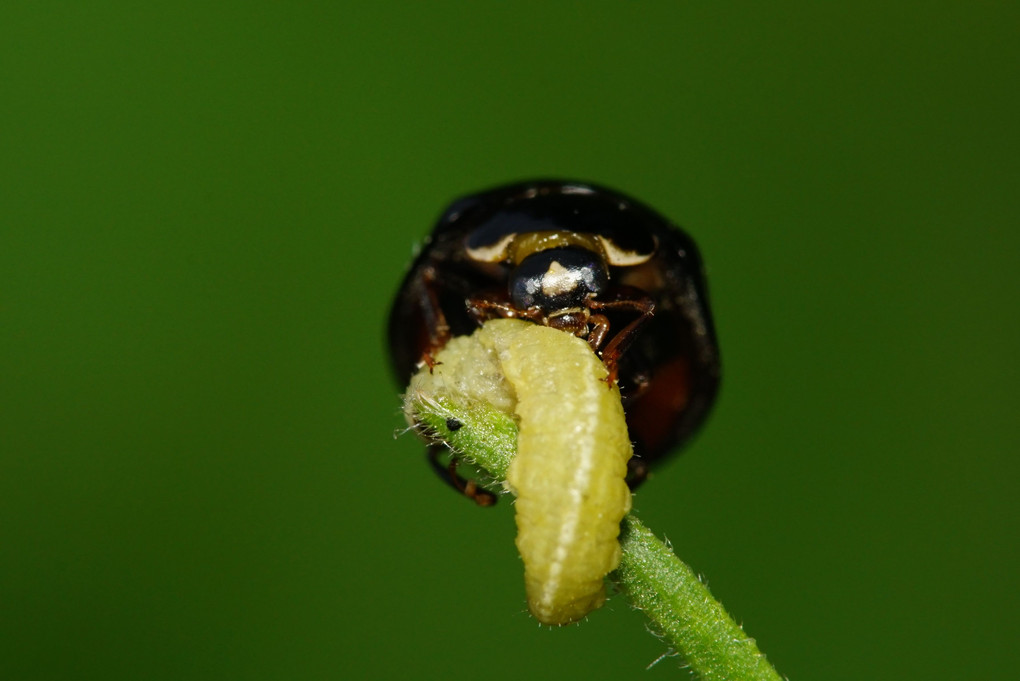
[509, 248, 609, 311]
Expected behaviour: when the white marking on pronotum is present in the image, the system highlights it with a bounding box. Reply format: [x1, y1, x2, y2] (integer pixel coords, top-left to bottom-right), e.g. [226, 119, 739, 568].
[598, 235, 655, 266]
[465, 233, 516, 262]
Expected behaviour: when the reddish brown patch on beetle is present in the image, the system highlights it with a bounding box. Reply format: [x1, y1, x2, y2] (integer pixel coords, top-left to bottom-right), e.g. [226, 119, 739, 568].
[626, 357, 691, 453]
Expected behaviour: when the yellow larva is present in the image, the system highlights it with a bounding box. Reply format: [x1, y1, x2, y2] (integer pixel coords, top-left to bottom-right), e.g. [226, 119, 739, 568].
[489, 321, 633, 625]
[403, 322, 628, 623]
[415, 319, 633, 625]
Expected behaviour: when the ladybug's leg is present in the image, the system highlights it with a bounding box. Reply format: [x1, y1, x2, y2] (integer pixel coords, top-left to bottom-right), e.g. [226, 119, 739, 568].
[413, 265, 452, 371]
[588, 296, 655, 384]
[626, 455, 651, 489]
[427, 446, 498, 507]
[586, 313, 610, 351]
[413, 268, 503, 370]
[466, 295, 543, 326]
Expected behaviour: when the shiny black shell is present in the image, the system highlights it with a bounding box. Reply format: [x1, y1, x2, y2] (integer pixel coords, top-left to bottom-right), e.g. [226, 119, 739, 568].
[388, 180, 721, 478]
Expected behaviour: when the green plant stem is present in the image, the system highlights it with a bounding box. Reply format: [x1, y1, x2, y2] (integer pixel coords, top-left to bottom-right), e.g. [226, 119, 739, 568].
[407, 394, 782, 681]
[614, 516, 782, 680]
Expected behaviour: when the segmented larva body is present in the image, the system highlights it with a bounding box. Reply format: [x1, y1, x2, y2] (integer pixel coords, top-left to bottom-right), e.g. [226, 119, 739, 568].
[481, 320, 633, 626]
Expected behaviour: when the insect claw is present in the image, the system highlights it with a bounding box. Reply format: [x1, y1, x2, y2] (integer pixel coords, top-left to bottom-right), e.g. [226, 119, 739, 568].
[601, 362, 619, 388]
[421, 351, 442, 374]
[433, 450, 499, 506]
[466, 481, 498, 507]
[463, 477, 498, 506]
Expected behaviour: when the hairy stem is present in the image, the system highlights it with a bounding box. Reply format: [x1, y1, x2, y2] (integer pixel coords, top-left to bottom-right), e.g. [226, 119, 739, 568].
[406, 393, 783, 681]
[614, 516, 782, 680]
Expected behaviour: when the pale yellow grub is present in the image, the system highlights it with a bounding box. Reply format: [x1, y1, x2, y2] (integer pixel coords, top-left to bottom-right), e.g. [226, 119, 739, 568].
[411, 319, 633, 625]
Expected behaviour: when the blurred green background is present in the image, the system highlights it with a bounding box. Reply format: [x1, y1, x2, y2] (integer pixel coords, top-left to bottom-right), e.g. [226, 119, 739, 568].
[2, 2, 1017, 680]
